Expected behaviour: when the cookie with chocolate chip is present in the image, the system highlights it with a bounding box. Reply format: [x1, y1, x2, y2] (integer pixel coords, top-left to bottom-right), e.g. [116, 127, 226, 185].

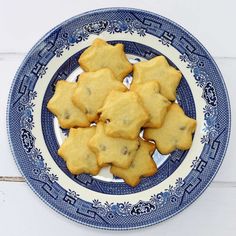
[99, 90, 149, 139]
[89, 122, 139, 168]
[79, 38, 133, 81]
[144, 103, 196, 154]
[131, 81, 171, 128]
[132, 56, 182, 101]
[72, 68, 126, 122]
[58, 127, 101, 175]
[111, 139, 157, 187]
[47, 80, 89, 128]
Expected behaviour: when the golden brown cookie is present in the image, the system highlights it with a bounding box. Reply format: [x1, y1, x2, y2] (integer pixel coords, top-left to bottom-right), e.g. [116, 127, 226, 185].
[72, 68, 126, 122]
[47, 80, 89, 129]
[132, 56, 182, 101]
[58, 127, 100, 175]
[131, 81, 171, 128]
[144, 103, 197, 154]
[99, 90, 149, 139]
[89, 122, 140, 168]
[110, 139, 157, 187]
[79, 38, 133, 81]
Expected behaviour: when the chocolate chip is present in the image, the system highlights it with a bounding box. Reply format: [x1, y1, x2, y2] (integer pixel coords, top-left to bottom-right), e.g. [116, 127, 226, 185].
[86, 87, 92, 95]
[180, 126, 186, 130]
[64, 111, 70, 119]
[130, 162, 135, 168]
[99, 144, 106, 151]
[121, 146, 128, 155]
[84, 108, 91, 114]
[136, 143, 141, 151]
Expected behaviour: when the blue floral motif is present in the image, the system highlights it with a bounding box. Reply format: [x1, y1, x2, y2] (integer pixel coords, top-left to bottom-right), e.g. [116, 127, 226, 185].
[130, 201, 156, 216]
[165, 185, 175, 196]
[20, 111, 34, 130]
[56, 38, 65, 48]
[150, 193, 166, 206]
[170, 195, 178, 204]
[73, 30, 89, 43]
[31, 148, 43, 161]
[104, 201, 113, 211]
[124, 18, 134, 34]
[32, 168, 41, 176]
[29, 91, 37, 100]
[179, 53, 188, 62]
[41, 163, 51, 173]
[18, 90, 58, 182]
[107, 212, 115, 219]
[203, 82, 217, 107]
[107, 20, 124, 34]
[116, 202, 132, 216]
[179, 53, 199, 73]
[174, 186, 184, 197]
[191, 156, 200, 169]
[194, 68, 209, 87]
[136, 28, 146, 37]
[68, 189, 79, 199]
[180, 54, 209, 90]
[175, 177, 184, 187]
[53, 18, 148, 58]
[201, 135, 209, 144]
[83, 20, 108, 35]
[202, 104, 218, 139]
[180, 52, 219, 151]
[92, 199, 102, 207]
[39, 172, 50, 182]
[93, 177, 185, 217]
[187, 62, 197, 73]
[49, 173, 58, 182]
[21, 128, 35, 153]
[55, 49, 63, 57]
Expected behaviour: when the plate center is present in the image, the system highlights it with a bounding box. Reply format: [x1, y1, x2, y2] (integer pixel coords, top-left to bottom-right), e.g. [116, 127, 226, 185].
[41, 41, 196, 194]
[53, 58, 170, 182]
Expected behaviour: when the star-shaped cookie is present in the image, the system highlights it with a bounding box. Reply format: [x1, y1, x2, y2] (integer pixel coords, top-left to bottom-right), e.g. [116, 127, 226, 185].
[99, 90, 149, 139]
[47, 80, 89, 129]
[72, 68, 127, 122]
[131, 81, 171, 128]
[110, 139, 157, 187]
[132, 56, 182, 101]
[89, 122, 140, 168]
[144, 103, 197, 154]
[58, 127, 101, 175]
[79, 38, 133, 81]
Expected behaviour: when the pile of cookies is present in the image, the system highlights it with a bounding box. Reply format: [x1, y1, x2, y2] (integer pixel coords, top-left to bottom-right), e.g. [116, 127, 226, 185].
[47, 38, 196, 187]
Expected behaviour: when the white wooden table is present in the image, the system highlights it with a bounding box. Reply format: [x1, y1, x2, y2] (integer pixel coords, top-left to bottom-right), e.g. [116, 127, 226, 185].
[0, 1, 235, 235]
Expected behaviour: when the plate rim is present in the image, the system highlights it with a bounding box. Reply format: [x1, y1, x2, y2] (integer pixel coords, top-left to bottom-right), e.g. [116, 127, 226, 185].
[6, 7, 231, 230]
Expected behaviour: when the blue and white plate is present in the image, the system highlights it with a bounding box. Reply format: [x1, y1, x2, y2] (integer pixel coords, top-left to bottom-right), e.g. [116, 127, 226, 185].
[7, 8, 231, 230]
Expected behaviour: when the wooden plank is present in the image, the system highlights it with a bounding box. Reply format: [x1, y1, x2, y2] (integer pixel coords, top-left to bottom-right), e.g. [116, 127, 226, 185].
[0, 182, 235, 235]
[0, 0, 236, 57]
[0, 57, 235, 181]
[0, 55, 23, 176]
[0, 176, 24, 182]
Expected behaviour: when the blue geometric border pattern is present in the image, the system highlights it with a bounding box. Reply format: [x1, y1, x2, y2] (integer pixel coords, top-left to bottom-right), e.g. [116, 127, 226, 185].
[41, 41, 195, 195]
[7, 8, 231, 230]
